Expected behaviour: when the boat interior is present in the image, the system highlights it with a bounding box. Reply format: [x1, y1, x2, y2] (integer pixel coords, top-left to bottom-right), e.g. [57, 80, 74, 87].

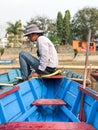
[0, 77, 97, 129]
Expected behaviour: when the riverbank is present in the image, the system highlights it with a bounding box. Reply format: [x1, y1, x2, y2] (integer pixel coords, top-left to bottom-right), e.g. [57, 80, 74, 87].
[0, 48, 98, 92]
[0, 47, 98, 73]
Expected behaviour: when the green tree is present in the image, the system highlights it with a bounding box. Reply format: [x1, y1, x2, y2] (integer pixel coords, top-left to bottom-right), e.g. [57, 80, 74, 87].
[63, 10, 71, 44]
[56, 12, 63, 40]
[72, 7, 98, 41]
[26, 16, 58, 44]
[26, 16, 56, 35]
[6, 20, 23, 47]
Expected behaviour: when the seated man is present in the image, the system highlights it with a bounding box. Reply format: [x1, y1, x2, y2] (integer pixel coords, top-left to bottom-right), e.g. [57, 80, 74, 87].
[19, 24, 58, 81]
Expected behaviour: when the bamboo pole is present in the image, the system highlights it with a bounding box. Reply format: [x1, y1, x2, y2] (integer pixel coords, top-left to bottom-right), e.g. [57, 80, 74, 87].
[83, 30, 91, 88]
[0, 65, 98, 70]
[79, 29, 91, 122]
[0, 83, 13, 87]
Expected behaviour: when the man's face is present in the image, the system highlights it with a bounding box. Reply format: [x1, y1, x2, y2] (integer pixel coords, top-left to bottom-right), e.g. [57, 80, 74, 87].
[28, 33, 38, 42]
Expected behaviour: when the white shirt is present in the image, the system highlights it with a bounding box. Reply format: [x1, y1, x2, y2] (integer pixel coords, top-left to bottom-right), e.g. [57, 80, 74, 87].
[37, 36, 58, 71]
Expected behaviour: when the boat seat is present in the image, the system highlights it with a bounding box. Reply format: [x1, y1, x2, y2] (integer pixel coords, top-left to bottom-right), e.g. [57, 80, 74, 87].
[32, 99, 80, 122]
[0, 122, 95, 130]
[32, 99, 66, 106]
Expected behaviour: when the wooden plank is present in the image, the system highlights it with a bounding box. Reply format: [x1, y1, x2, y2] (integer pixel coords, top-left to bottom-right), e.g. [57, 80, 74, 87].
[0, 83, 13, 87]
[58, 65, 98, 69]
[0, 86, 20, 98]
[32, 99, 66, 106]
[78, 86, 98, 100]
[0, 122, 95, 130]
[0, 65, 98, 70]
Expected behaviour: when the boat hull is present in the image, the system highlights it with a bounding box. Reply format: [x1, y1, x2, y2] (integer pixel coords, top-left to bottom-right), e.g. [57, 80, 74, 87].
[0, 75, 97, 129]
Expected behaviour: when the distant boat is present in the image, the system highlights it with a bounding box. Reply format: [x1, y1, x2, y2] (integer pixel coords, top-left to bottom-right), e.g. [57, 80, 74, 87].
[62, 70, 90, 85]
[0, 68, 91, 88]
[91, 70, 98, 81]
[0, 69, 21, 88]
[0, 59, 15, 64]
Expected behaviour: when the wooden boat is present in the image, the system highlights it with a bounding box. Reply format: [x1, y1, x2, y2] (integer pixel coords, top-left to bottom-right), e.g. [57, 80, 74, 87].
[91, 70, 98, 81]
[0, 68, 88, 87]
[0, 59, 15, 64]
[0, 69, 21, 88]
[0, 75, 97, 130]
[63, 70, 91, 85]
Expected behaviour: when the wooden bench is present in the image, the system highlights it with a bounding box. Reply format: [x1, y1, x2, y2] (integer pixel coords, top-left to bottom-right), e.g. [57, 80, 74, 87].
[32, 99, 66, 106]
[32, 98, 80, 122]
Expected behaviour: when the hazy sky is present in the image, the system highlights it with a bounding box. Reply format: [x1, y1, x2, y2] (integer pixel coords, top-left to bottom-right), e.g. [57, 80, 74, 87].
[0, 0, 98, 38]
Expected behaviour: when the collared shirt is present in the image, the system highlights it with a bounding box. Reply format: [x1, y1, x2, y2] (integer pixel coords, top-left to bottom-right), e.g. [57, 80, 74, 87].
[37, 36, 58, 71]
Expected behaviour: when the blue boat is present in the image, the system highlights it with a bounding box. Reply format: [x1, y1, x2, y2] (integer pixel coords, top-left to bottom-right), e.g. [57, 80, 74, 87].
[0, 69, 21, 88]
[0, 74, 97, 129]
[0, 59, 15, 64]
[0, 68, 90, 89]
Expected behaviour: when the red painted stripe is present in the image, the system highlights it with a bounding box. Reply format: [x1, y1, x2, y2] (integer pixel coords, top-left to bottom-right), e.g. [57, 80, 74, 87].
[78, 86, 98, 100]
[0, 86, 20, 98]
[0, 72, 8, 75]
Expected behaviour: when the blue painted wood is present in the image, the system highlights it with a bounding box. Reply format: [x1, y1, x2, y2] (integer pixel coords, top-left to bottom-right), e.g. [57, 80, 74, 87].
[60, 106, 80, 122]
[0, 59, 15, 64]
[0, 77, 98, 129]
[0, 100, 8, 123]
[8, 69, 21, 83]
[86, 101, 98, 123]
[0, 69, 21, 87]
[0, 73, 9, 83]
[15, 106, 37, 121]
[0, 87, 21, 123]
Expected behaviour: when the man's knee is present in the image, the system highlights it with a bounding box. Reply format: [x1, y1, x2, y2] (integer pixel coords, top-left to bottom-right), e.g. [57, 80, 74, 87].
[19, 51, 26, 57]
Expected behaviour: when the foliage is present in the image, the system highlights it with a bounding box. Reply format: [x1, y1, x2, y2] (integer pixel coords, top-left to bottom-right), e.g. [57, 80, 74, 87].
[6, 20, 24, 47]
[71, 7, 98, 41]
[63, 10, 71, 44]
[26, 16, 56, 35]
[5, 7, 98, 47]
[48, 34, 61, 45]
[56, 10, 72, 45]
[56, 12, 63, 39]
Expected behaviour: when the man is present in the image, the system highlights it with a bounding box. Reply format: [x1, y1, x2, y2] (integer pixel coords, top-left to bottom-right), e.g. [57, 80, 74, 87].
[19, 24, 58, 81]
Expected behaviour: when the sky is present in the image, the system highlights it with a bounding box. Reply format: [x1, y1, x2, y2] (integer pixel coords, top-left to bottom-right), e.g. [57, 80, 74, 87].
[0, 0, 98, 38]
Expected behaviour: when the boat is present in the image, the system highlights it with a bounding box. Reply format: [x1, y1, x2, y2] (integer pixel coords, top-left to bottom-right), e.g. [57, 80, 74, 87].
[0, 69, 21, 88]
[91, 69, 98, 81]
[0, 74, 97, 130]
[0, 59, 15, 64]
[0, 68, 90, 89]
[62, 70, 90, 85]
